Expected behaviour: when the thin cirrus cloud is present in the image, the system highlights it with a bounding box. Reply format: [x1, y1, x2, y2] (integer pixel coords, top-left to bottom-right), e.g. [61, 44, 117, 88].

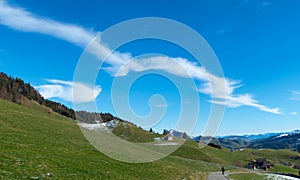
[0, 0, 95, 47]
[290, 112, 297, 116]
[290, 90, 300, 101]
[35, 79, 102, 104]
[0, 0, 282, 114]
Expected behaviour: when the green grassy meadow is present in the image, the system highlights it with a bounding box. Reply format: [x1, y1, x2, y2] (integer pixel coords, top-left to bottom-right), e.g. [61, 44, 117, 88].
[0, 99, 221, 179]
[0, 98, 299, 179]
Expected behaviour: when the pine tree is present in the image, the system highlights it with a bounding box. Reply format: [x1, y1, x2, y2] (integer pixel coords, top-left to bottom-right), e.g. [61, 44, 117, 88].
[149, 128, 153, 133]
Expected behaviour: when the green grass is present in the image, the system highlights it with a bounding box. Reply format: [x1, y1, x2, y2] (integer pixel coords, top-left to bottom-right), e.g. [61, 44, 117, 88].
[269, 164, 299, 175]
[0, 98, 222, 179]
[112, 122, 163, 143]
[1, 98, 299, 179]
[189, 171, 208, 180]
[172, 140, 299, 175]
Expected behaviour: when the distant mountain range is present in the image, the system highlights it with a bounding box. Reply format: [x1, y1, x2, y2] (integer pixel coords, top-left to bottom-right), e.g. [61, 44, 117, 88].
[218, 132, 288, 140]
[161, 126, 300, 152]
[206, 130, 300, 151]
[248, 131, 300, 150]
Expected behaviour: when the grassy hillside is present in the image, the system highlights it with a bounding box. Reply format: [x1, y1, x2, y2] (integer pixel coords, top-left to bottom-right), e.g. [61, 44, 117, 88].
[84, 108, 300, 176]
[112, 122, 163, 143]
[0, 98, 223, 179]
[173, 140, 299, 175]
[1, 98, 299, 179]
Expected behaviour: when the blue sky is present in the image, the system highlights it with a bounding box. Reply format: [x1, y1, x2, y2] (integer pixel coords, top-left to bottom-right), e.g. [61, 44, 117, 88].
[0, 0, 299, 136]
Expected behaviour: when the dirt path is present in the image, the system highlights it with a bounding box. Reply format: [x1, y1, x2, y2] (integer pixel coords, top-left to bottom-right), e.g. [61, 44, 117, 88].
[208, 171, 300, 180]
[208, 171, 253, 180]
[208, 172, 228, 180]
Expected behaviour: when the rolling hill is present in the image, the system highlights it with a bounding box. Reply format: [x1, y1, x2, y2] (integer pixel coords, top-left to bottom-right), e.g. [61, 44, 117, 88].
[0, 98, 224, 179]
[1, 98, 300, 179]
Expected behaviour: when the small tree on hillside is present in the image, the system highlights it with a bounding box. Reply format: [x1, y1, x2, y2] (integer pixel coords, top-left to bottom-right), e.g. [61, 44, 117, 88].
[149, 128, 153, 133]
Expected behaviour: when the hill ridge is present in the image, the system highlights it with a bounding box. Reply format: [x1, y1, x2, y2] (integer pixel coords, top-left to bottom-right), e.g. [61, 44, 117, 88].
[0, 72, 75, 119]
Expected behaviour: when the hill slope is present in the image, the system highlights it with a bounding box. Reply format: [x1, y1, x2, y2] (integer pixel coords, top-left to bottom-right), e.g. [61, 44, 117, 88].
[0, 72, 75, 118]
[0, 98, 223, 179]
[1, 98, 299, 178]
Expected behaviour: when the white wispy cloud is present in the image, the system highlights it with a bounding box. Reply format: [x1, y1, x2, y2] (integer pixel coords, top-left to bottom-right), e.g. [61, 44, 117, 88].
[290, 112, 297, 115]
[201, 83, 282, 114]
[35, 79, 101, 103]
[0, 0, 95, 46]
[114, 56, 206, 78]
[290, 90, 300, 101]
[0, 0, 282, 114]
[109, 55, 282, 114]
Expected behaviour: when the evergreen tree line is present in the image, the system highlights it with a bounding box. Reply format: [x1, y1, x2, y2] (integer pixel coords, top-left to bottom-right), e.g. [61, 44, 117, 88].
[75, 111, 124, 124]
[0, 72, 138, 124]
[0, 72, 75, 119]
